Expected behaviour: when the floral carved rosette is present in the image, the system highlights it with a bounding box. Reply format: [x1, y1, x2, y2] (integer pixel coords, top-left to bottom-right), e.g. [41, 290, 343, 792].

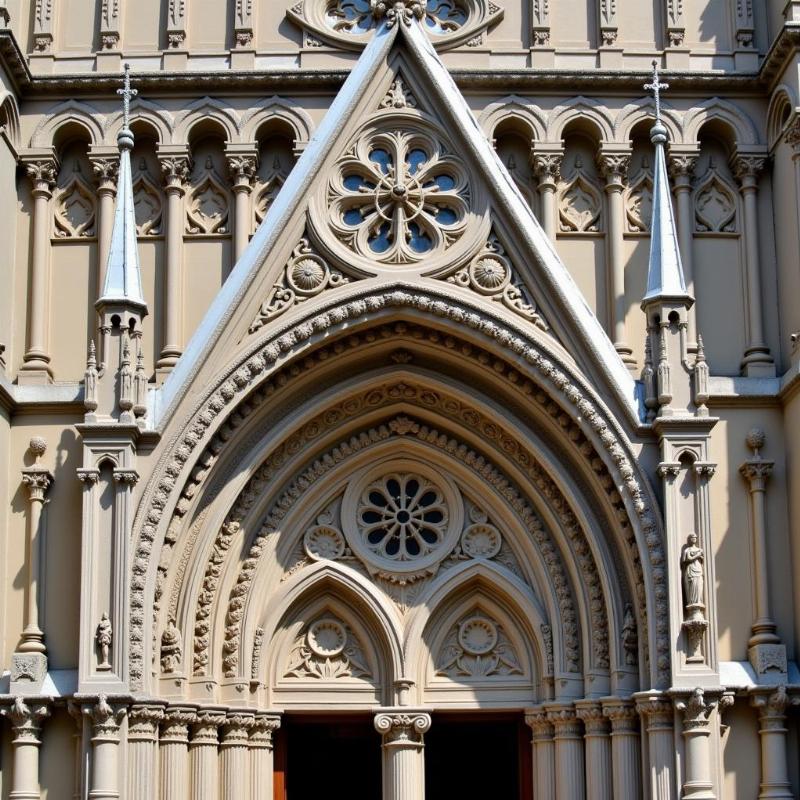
[288, 0, 502, 51]
[322, 119, 479, 269]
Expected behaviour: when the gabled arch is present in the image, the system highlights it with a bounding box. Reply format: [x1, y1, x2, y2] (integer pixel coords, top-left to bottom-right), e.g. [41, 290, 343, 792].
[478, 95, 547, 142]
[30, 100, 106, 148]
[240, 97, 314, 147]
[174, 97, 241, 145]
[614, 98, 682, 144]
[104, 98, 174, 145]
[548, 97, 614, 142]
[682, 97, 760, 147]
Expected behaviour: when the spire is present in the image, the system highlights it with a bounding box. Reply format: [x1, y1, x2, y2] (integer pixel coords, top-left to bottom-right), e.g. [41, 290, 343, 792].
[642, 61, 692, 305]
[96, 63, 147, 313]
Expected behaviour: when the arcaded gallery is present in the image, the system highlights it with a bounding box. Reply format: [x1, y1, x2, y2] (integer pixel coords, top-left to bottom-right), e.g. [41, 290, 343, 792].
[1, 0, 800, 798]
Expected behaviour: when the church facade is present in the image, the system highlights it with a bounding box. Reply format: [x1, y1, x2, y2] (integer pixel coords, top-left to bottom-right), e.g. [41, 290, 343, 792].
[1, 1, 800, 797]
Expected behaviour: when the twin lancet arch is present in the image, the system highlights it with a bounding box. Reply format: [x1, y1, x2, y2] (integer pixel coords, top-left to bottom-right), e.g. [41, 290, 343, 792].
[132, 289, 667, 709]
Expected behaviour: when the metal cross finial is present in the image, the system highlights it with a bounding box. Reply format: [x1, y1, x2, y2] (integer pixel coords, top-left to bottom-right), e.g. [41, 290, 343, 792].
[644, 59, 669, 123]
[117, 62, 137, 130]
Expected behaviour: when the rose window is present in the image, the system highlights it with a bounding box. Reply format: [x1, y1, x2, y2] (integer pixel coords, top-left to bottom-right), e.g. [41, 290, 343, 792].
[358, 473, 448, 560]
[342, 460, 463, 576]
[330, 127, 469, 264]
[325, 0, 467, 36]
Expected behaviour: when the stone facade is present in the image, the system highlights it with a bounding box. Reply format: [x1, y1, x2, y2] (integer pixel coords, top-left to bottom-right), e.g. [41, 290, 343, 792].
[1, 1, 800, 798]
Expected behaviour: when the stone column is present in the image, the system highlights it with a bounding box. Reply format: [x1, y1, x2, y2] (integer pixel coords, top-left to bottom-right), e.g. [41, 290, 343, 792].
[750, 687, 797, 800]
[21, 159, 58, 381]
[220, 713, 255, 800]
[732, 154, 774, 376]
[576, 701, 612, 800]
[547, 703, 585, 800]
[160, 707, 196, 800]
[190, 710, 225, 800]
[227, 154, 257, 263]
[90, 158, 119, 292]
[597, 152, 635, 369]
[675, 689, 716, 800]
[85, 695, 126, 800]
[15, 437, 54, 685]
[157, 154, 191, 374]
[374, 710, 432, 800]
[250, 713, 281, 800]
[739, 429, 784, 667]
[526, 709, 556, 800]
[602, 699, 641, 800]
[127, 705, 164, 800]
[532, 152, 563, 243]
[635, 693, 675, 800]
[669, 153, 699, 347]
[0, 697, 50, 800]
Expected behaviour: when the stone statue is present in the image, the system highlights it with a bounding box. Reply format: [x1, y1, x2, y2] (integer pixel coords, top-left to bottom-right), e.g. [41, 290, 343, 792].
[96, 613, 112, 670]
[681, 533, 705, 613]
[160, 619, 183, 673]
[621, 604, 638, 666]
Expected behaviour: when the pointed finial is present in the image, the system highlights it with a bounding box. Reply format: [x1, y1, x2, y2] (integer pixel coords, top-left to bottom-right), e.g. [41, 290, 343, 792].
[87, 339, 96, 367]
[117, 63, 137, 130]
[644, 60, 669, 144]
[696, 334, 706, 361]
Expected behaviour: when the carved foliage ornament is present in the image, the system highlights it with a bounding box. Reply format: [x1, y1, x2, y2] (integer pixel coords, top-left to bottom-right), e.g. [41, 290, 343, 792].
[694, 164, 737, 234]
[289, 0, 502, 51]
[435, 612, 523, 678]
[54, 163, 96, 239]
[284, 615, 372, 680]
[558, 157, 602, 233]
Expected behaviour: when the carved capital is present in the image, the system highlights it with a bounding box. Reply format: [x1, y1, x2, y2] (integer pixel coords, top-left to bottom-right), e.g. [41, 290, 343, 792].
[250, 714, 281, 748]
[740, 459, 774, 487]
[668, 154, 699, 183]
[221, 713, 255, 746]
[674, 688, 716, 730]
[77, 468, 100, 484]
[693, 461, 717, 479]
[575, 702, 609, 735]
[160, 156, 192, 193]
[749, 685, 799, 727]
[226, 154, 258, 190]
[601, 699, 638, 732]
[374, 711, 431, 747]
[191, 710, 226, 744]
[0, 697, 50, 743]
[635, 693, 674, 730]
[525, 709, 554, 739]
[128, 704, 165, 739]
[596, 153, 630, 187]
[160, 707, 196, 742]
[784, 117, 800, 153]
[532, 152, 563, 187]
[657, 461, 681, 479]
[25, 159, 58, 196]
[731, 155, 768, 187]
[112, 468, 140, 485]
[546, 704, 582, 737]
[84, 694, 127, 740]
[21, 466, 53, 502]
[91, 158, 119, 191]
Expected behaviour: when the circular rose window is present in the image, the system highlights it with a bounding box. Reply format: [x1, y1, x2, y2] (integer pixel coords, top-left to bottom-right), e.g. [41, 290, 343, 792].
[342, 460, 463, 576]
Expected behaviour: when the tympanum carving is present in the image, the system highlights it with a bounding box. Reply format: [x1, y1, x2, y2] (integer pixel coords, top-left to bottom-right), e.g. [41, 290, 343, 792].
[284, 616, 372, 680]
[435, 612, 523, 678]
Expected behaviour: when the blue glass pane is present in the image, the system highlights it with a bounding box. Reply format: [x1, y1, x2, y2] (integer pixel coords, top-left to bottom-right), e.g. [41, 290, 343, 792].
[424, 0, 467, 32]
[433, 174, 455, 191]
[407, 149, 428, 175]
[435, 207, 458, 225]
[332, 0, 374, 33]
[369, 149, 391, 174]
[369, 222, 392, 253]
[408, 222, 432, 252]
[343, 174, 364, 190]
[343, 208, 363, 225]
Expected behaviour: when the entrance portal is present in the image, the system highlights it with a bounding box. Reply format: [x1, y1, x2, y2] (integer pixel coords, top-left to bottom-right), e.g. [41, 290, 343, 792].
[281, 716, 382, 800]
[425, 714, 530, 800]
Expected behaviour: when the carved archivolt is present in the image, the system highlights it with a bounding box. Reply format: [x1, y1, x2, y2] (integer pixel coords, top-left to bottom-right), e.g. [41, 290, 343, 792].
[288, 0, 503, 51]
[131, 290, 665, 691]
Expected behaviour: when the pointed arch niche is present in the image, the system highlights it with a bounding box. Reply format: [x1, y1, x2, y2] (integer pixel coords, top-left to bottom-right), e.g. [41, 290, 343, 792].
[135, 305, 665, 711]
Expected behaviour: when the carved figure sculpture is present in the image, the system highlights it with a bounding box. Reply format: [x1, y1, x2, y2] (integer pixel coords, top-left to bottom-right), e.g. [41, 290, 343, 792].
[160, 619, 183, 673]
[621, 604, 638, 666]
[95, 613, 112, 670]
[681, 533, 705, 613]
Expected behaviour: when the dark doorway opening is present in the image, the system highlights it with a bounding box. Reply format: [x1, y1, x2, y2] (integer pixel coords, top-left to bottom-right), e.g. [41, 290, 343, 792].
[425, 713, 531, 800]
[280, 715, 382, 800]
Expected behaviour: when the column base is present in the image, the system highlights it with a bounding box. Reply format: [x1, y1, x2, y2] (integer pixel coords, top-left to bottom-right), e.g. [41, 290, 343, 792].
[741, 348, 776, 377]
[17, 361, 53, 385]
[748, 643, 787, 683]
[10, 652, 48, 692]
[614, 343, 638, 371]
